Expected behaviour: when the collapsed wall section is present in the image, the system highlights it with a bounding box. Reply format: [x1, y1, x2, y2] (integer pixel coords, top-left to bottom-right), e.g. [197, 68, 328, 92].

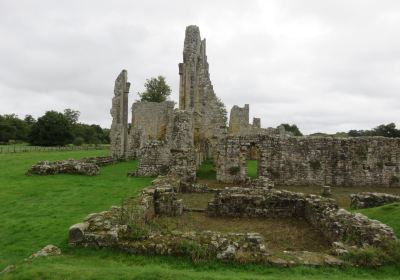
[215, 135, 400, 187]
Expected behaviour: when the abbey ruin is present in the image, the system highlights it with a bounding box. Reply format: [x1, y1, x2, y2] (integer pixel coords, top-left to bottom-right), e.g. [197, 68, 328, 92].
[65, 25, 400, 267]
[110, 25, 400, 188]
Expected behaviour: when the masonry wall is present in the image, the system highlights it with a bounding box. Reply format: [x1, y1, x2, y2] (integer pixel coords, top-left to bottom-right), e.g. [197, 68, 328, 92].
[131, 101, 175, 141]
[215, 135, 400, 187]
[110, 70, 130, 159]
[178, 25, 227, 160]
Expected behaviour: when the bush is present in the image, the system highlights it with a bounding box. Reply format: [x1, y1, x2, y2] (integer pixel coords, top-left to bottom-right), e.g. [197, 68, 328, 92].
[228, 166, 240, 175]
[342, 239, 400, 266]
[178, 240, 212, 262]
[390, 176, 399, 185]
[73, 137, 85, 146]
[309, 160, 321, 170]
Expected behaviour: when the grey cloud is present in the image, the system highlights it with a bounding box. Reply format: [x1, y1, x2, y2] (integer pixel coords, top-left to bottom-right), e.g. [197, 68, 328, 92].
[0, 0, 399, 134]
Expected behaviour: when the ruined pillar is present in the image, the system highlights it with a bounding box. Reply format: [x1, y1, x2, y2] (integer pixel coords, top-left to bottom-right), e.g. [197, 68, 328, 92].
[178, 25, 227, 159]
[110, 70, 130, 159]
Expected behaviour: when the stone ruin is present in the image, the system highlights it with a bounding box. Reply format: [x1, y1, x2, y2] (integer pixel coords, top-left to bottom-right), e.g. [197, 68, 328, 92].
[27, 156, 117, 176]
[350, 192, 400, 209]
[67, 25, 400, 267]
[109, 25, 400, 188]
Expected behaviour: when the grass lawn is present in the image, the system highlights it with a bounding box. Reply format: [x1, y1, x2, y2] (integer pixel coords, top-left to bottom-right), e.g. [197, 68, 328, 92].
[1, 153, 400, 279]
[355, 203, 400, 238]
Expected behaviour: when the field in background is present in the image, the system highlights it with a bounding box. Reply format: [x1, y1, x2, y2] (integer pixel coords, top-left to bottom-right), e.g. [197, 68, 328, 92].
[0, 143, 109, 153]
[1, 152, 400, 279]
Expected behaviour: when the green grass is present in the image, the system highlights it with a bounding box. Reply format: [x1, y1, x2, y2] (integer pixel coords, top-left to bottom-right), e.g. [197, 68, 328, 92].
[1, 152, 400, 279]
[0, 150, 153, 270]
[196, 159, 216, 180]
[247, 160, 258, 178]
[355, 203, 400, 238]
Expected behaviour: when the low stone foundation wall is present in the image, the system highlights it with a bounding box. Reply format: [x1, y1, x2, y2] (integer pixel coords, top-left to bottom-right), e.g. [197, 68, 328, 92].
[207, 187, 396, 247]
[27, 156, 117, 176]
[350, 192, 400, 209]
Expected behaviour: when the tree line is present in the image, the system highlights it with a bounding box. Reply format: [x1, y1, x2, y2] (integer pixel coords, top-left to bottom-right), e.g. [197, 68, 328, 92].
[0, 109, 109, 146]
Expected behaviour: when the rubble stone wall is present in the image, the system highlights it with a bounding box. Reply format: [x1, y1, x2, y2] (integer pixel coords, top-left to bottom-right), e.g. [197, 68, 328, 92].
[207, 187, 396, 247]
[134, 141, 171, 177]
[215, 135, 400, 187]
[350, 192, 400, 209]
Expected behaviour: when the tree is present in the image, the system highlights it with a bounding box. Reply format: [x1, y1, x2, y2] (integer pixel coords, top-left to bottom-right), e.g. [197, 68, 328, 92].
[138, 76, 171, 102]
[0, 114, 30, 142]
[348, 123, 400, 138]
[63, 109, 80, 125]
[29, 111, 73, 146]
[279, 123, 303, 136]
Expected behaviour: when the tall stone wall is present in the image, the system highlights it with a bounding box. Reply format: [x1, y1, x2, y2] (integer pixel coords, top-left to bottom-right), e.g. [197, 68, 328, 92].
[131, 101, 175, 142]
[134, 109, 197, 179]
[127, 101, 175, 159]
[110, 70, 130, 159]
[228, 104, 249, 135]
[215, 135, 400, 187]
[178, 25, 227, 159]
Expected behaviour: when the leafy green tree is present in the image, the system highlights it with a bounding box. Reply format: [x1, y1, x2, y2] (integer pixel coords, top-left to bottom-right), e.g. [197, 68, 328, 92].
[138, 76, 171, 102]
[63, 109, 80, 125]
[348, 123, 400, 138]
[279, 123, 303, 136]
[0, 114, 30, 142]
[0, 123, 17, 143]
[29, 111, 73, 146]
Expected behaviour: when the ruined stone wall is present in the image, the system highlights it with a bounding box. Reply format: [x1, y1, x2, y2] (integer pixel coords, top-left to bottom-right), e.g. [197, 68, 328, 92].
[229, 104, 249, 135]
[350, 192, 400, 209]
[178, 25, 227, 159]
[110, 70, 130, 159]
[126, 101, 175, 159]
[134, 141, 171, 176]
[133, 109, 197, 178]
[228, 104, 280, 137]
[131, 101, 175, 141]
[207, 187, 396, 247]
[215, 135, 400, 187]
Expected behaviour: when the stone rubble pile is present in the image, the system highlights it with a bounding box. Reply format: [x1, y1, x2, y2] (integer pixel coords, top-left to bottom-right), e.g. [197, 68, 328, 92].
[350, 192, 400, 209]
[27, 156, 117, 176]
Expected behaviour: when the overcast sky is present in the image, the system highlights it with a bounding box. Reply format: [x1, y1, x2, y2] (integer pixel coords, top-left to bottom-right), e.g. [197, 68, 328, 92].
[0, 0, 399, 134]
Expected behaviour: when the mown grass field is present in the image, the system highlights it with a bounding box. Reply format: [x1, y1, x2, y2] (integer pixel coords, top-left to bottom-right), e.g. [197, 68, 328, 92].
[1, 151, 400, 279]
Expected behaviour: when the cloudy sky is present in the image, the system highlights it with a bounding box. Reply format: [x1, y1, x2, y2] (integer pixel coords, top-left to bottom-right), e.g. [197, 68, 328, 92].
[0, 0, 399, 134]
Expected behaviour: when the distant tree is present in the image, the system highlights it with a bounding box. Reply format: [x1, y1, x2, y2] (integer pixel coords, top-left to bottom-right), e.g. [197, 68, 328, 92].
[373, 123, 400, 138]
[138, 76, 171, 102]
[279, 123, 303, 136]
[0, 123, 17, 143]
[24, 115, 36, 125]
[63, 109, 80, 125]
[29, 111, 73, 146]
[215, 97, 227, 125]
[0, 114, 30, 142]
[348, 123, 400, 138]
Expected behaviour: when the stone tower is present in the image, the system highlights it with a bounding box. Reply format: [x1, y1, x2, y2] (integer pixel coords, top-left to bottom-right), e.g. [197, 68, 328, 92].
[110, 70, 130, 159]
[178, 25, 227, 159]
